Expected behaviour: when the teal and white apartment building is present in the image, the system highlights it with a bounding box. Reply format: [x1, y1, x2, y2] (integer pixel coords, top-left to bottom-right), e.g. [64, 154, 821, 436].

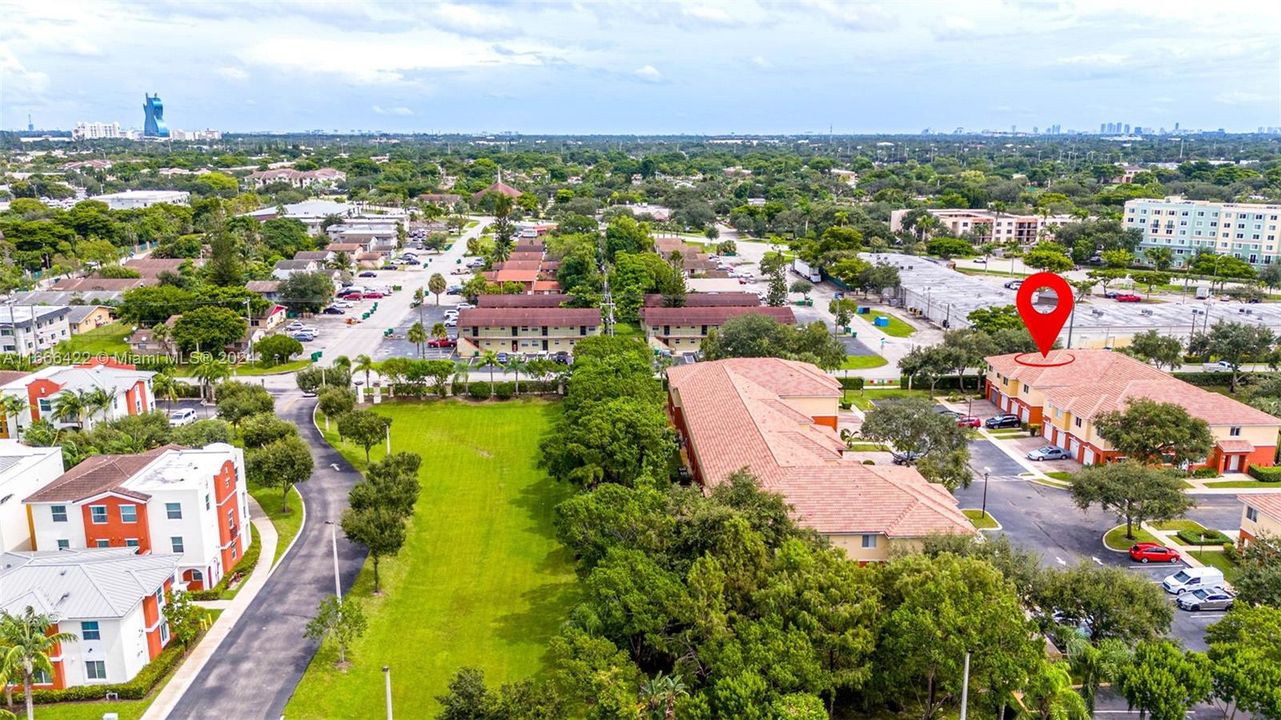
[1124, 196, 1281, 268]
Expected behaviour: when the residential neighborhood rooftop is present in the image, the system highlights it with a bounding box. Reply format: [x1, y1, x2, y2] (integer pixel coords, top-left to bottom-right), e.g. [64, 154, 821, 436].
[0, 548, 180, 620]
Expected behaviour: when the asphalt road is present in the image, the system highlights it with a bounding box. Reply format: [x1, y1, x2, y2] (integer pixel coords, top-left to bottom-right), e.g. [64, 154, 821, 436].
[167, 390, 367, 719]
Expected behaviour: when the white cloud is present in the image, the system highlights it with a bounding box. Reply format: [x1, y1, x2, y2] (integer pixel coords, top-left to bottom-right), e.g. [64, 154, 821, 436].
[1216, 91, 1271, 106]
[1056, 52, 1129, 67]
[0, 47, 50, 95]
[217, 66, 248, 81]
[432, 3, 513, 35]
[680, 4, 740, 26]
[750, 55, 772, 69]
[372, 104, 414, 116]
[634, 64, 663, 82]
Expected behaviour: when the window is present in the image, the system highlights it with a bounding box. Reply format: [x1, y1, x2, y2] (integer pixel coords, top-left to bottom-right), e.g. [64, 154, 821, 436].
[85, 661, 107, 681]
[50, 505, 67, 522]
[1247, 506, 1259, 522]
[89, 506, 108, 524]
[1022, 383, 1029, 393]
[119, 505, 137, 523]
[861, 534, 878, 549]
[160, 621, 170, 645]
[56, 539, 69, 551]
[37, 398, 51, 414]
[95, 539, 110, 548]
[171, 536, 184, 553]
[1075, 417, 1083, 428]
[1230, 427, 1242, 436]
[125, 539, 139, 549]
[205, 494, 211, 511]
[32, 669, 51, 685]
[81, 621, 100, 641]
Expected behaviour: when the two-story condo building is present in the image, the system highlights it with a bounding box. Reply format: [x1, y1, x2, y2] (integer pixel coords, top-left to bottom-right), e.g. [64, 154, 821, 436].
[668, 359, 974, 562]
[25, 443, 251, 591]
[0, 441, 64, 551]
[985, 349, 1280, 472]
[1238, 493, 1281, 546]
[456, 307, 601, 358]
[1123, 196, 1281, 268]
[0, 549, 179, 688]
[0, 360, 154, 438]
[642, 305, 795, 355]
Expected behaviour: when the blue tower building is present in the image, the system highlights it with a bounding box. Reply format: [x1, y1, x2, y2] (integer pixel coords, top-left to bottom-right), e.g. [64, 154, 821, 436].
[143, 94, 170, 137]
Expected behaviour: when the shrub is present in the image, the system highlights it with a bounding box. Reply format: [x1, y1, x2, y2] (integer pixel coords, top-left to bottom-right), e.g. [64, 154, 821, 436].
[838, 376, 864, 391]
[1176, 528, 1232, 545]
[493, 382, 515, 400]
[1191, 467, 1220, 479]
[188, 525, 260, 601]
[467, 383, 491, 400]
[839, 401, 852, 410]
[1247, 465, 1281, 482]
[861, 459, 875, 465]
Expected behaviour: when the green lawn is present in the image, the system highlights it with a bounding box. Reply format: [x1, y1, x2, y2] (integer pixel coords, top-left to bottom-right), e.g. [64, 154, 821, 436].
[847, 442, 889, 451]
[55, 321, 131, 356]
[1151, 519, 1208, 534]
[1204, 479, 1281, 488]
[853, 311, 916, 338]
[612, 321, 642, 338]
[842, 388, 931, 411]
[233, 358, 313, 376]
[963, 509, 1000, 529]
[1103, 524, 1160, 551]
[249, 484, 304, 568]
[1193, 550, 1241, 583]
[288, 400, 579, 719]
[840, 353, 889, 370]
[1045, 471, 1073, 481]
[955, 267, 1028, 279]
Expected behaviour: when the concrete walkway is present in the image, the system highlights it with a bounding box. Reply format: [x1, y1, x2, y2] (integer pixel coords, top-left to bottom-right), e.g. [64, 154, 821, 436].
[142, 495, 282, 720]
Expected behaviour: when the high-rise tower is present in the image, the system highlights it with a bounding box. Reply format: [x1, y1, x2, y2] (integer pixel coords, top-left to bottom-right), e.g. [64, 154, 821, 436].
[143, 94, 170, 138]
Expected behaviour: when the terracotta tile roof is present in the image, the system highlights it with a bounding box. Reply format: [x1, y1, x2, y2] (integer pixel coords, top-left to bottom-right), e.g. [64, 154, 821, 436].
[531, 280, 561, 292]
[457, 307, 600, 328]
[495, 269, 540, 283]
[508, 251, 544, 262]
[0, 371, 29, 386]
[472, 181, 523, 200]
[476, 294, 570, 308]
[25, 446, 178, 503]
[644, 292, 761, 308]
[1241, 492, 1281, 521]
[988, 349, 1280, 427]
[641, 306, 796, 325]
[667, 358, 972, 539]
[493, 261, 542, 271]
[1217, 439, 1255, 453]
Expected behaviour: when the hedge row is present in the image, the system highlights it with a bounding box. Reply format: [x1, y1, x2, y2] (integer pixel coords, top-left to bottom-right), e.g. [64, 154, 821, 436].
[1172, 371, 1268, 387]
[838, 377, 864, 391]
[896, 375, 983, 391]
[1247, 465, 1281, 482]
[188, 525, 261, 601]
[1176, 528, 1233, 546]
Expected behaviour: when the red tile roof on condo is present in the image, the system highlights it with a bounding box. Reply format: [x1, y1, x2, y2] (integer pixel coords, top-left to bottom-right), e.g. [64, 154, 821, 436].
[476, 294, 571, 308]
[472, 181, 523, 200]
[667, 358, 972, 538]
[531, 280, 561, 292]
[493, 261, 542, 271]
[1217, 439, 1255, 453]
[508, 251, 544, 262]
[1241, 492, 1281, 520]
[457, 307, 601, 328]
[642, 305, 796, 325]
[644, 292, 761, 308]
[494, 269, 540, 283]
[25, 446, 178, 503]
[987, 349, 1281, 427]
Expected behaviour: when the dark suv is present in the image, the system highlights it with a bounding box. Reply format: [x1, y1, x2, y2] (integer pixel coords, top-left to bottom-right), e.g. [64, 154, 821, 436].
[984, 414, 1021, 429]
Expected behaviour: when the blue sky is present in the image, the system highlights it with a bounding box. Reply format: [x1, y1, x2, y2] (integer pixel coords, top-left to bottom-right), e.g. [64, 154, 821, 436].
[4, 0, 1279, 134]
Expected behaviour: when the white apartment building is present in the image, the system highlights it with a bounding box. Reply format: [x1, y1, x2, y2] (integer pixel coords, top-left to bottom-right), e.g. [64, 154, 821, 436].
[889, 208, 1077, 244]
[25, 443, 251, 593]
[71, 122, 123, 141]
[0, 549, 178, 688]
[1124, 196, 1281, 268]
[0, 306, 71, 356]
[0, 359, 155, 437]
[0, 441, 64, 550]
[91, 190, 190, 210]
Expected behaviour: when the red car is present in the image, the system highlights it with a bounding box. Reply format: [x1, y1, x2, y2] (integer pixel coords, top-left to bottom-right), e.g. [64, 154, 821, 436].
[956, 416, 982, 428]
[361, 292, 384, 299]
[1114, 294, 1142, 303]
[1129, 543, 1181, 564]
[427, 337, 456, 348]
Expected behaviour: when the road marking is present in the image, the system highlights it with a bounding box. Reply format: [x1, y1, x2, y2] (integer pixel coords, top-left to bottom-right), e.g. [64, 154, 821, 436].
[1055, 556, 1066, 566]
[330, 463, 341, 471]
[1092, 556, 1103, 565]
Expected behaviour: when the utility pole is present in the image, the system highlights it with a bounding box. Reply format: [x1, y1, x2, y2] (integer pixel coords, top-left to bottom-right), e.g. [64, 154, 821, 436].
[959, 651, 971, 720]
[324, 520, 342, 600]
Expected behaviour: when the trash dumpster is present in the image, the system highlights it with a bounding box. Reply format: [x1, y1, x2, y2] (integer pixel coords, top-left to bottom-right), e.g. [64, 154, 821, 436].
[873, 316, 889, 328]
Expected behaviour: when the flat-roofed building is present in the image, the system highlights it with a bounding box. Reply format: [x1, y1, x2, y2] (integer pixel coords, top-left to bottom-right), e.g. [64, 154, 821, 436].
[456, 307, 601, 357]
[91, 190, 189, 210]
[0, 306, 71, 355]
[1123, 196, 1281, 268]
[889, 208, 1075, 244]
[642, 305, 795, 355]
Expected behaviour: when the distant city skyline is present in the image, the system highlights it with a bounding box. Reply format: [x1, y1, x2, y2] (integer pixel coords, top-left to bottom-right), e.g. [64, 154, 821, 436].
[5, 0, 1281, 135]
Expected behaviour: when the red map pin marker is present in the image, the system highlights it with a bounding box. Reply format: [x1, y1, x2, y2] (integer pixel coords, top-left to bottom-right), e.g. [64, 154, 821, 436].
[1015, 272, 1074, 357]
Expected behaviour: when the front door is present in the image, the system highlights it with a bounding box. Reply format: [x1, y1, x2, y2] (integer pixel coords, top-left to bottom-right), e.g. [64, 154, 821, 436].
[1227, 454, 1243, 472]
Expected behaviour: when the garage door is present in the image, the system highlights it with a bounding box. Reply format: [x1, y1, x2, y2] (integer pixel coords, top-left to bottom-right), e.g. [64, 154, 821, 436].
[1083, 447, 1095, 465]
[1059, 433, 1071, 452]
[1019, 405, 1029, 422]
[1069, 438, 1079, 457]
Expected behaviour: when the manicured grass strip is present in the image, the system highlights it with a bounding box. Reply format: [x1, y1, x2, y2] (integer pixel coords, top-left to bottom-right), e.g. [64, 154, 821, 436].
[249, 483, 304, 568]
[1103, 524, 1160, 551]
[1045, 471, 1073, 481]
[840, 353, 889, 370]
[1192, 550, 1240, 583]
[1151, 519, 1208, 533]
[54, 321, 132, 356]
[963, 509, 1000, 529]
[853, 311, 916, 337]
[846, 442, 889, 451]
[288, 400, 579, 719]
[234, 358, 313, 376]
[1204, 479, 1281, 488]
[842, 388, 931, 411]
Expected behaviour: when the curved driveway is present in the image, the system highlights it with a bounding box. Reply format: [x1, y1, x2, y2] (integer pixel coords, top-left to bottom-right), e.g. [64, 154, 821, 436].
[167, 390, 366, 719]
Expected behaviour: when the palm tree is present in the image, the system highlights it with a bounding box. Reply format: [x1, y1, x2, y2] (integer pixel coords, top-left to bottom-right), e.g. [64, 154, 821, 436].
[0, 608, 78, 720]
[431, 322, 447, 341]
[407, 322, 428, 359]
[478, 350, 500, 397]
[191, 357, 231, 404]
[151, 372, 179, 410]
[507, 356, 527, 396]
[0, 396, 27, 440]
[82, 387, 115, 427]
[355, 354, 375, 390]
[149, 322, 174, 361]
[451, 361, 470, 397]
[1067, 637, 1130, 714]
[51, 391, 85, 429]
[332, 355, 352, 371]
[428, 273, 447, 305]
[639, 672, 688, 720]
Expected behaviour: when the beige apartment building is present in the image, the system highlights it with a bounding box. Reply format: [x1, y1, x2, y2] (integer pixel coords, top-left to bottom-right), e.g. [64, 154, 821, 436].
[1239, 493, 1281, 545]
[641, 306, 795, 355]
[890, 208, 1076, 243]
[455, 308, 601, 357]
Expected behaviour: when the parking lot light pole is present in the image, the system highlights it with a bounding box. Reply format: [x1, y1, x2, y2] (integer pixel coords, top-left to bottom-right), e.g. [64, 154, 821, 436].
[383, 666, 394, 720]
[981, 467, 992, 520]
[323, 520, 341, 600]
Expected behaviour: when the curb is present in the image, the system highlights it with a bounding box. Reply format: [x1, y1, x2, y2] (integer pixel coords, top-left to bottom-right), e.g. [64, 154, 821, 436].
[961, 509, 1003, 532]
[1100, 525, 1131, 553]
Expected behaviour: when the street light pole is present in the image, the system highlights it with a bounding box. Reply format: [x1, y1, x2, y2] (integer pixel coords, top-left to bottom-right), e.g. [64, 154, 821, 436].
[385, 424, 392, 456]
[383, 666, 394, 720]
[324, 520, 341, 600]
[981, 467, 992, 520]
[959, 651, 971, 720]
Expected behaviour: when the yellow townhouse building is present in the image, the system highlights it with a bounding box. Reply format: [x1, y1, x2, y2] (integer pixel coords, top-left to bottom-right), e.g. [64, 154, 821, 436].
[455, 307, 601, 358]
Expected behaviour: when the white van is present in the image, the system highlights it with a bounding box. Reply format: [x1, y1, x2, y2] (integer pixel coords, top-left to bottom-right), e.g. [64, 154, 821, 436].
[1162, 567, 1225, 595]
[168, 408, 197, 427]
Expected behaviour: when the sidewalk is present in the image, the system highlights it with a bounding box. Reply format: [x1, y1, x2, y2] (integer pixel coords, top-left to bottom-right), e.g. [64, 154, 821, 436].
[142, 496, 282, 720]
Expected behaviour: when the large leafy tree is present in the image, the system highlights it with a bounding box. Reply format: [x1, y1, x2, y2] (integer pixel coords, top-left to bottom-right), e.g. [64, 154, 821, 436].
[1094, 398, 1213, 468]
[1205, 605, 1281, 720]
[247, 434, 313, 512]
[1125, 329, 1184, 370]
[1231, 532, 1281, 607]
[173, 306, 247, 354]
[337, 409, 390, 462]
[701, 316, 846, 370]
[1116, 641, 1212, 720]
[1069, 461, 1192, 539]
[278, 271, 336, 314]
[1036, 564, 1173, 644]
[304, 595, 367, 668]
[341, 505, 405, 594]
[859, 397, 971, 489]
[1204, 320, 1275, 392]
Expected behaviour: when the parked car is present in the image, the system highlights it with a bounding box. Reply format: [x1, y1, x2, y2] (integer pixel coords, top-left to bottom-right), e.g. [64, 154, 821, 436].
[891, 451, 922, 466]
[358, 271, 379, 278]
[1162, 567, 1224, 595]
[552, 351, 571, 364]
[457, 302, 474, 310]
[334, 300, 355, 309]
[1176, 587, 1235, 612]
[362, 292, 384, 299]
[444, 318, 457, 327]
[936, 408, 962, 418]
[285, 321, 306, 332]
[1003, 280, 1023, 290]
[291, 331, 317, 342]
[322, 306, 346, 315]
[1203, 360, 1233, 373]
[956, 416, 982, 428]
[495, 352, 510, 364]
[1114, 293, 1142, 303]
[446, 286, 463, 295]
[427, 337, 456, 348]
[168, 408, 197, 427]
[1027, 445, 1072, 461]
[1129, 543, 1181, 564]
[984, 414, 1021, 429]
